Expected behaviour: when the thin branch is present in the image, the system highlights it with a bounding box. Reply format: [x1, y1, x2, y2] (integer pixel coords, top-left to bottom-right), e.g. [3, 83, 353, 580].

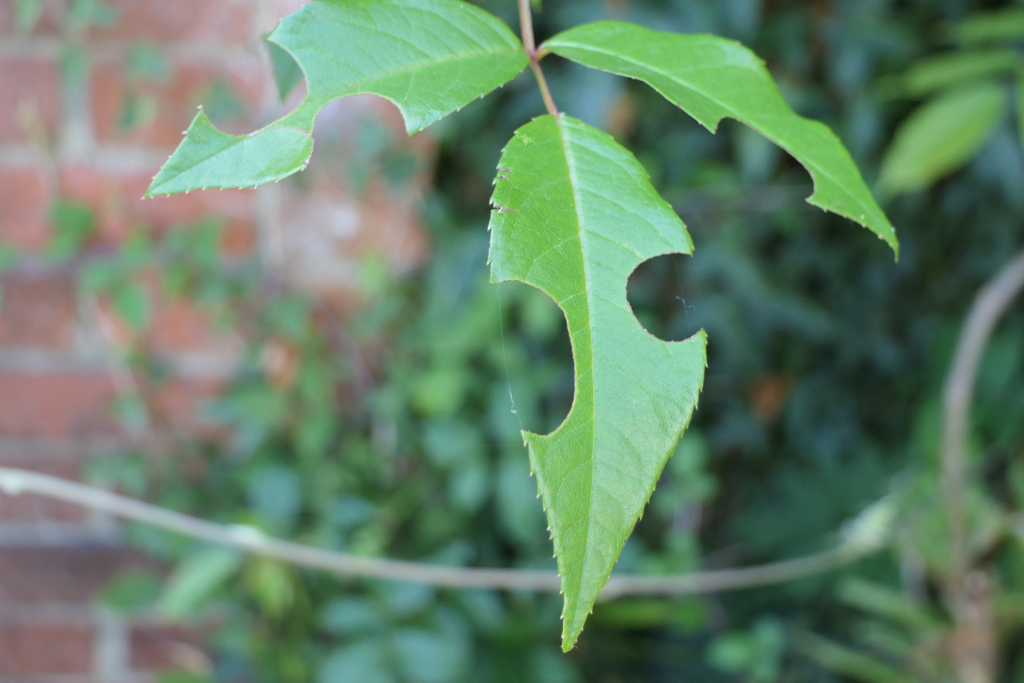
[518, 0, 558, 116]
[0, 467, 872, 597]
[941, 248, 1024, 683]
[599, 545, 862, 600]
[942, 249, 1024, 585]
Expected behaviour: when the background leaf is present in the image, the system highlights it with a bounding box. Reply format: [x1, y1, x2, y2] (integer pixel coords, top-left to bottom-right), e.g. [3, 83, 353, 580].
[1018, 70, 1024, 151]
[903, 50, 1018, 96]
[879, 82, 1007, 196]
[544, 22, 898, 254]
[158, 547, 242, 619]
[953, 8, 1024, 44]
[13, 0, 43, 32]
[48, 201, 95, 260]
[489, 114, 707, 650]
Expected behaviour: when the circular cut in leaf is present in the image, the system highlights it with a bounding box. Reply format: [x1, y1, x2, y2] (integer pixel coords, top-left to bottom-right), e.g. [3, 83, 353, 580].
[627, 253, 700, 342]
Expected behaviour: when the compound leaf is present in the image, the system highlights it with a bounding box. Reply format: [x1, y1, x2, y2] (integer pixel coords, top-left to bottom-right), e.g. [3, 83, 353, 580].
[147, 0, 528, 197]
[544, 22, 898, 255]
[879, 83, 1006, 196]
[489, 114, 707, 651]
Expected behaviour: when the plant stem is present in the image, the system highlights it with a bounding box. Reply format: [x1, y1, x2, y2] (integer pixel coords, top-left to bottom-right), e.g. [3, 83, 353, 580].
[518, 0, 558, 117]
[941, 248, 1024, 683]
[943, 249, 1024, 580]
[0, 466, 875, 597]
[518, 0, 536, 54]
[529, 61, 559, 118]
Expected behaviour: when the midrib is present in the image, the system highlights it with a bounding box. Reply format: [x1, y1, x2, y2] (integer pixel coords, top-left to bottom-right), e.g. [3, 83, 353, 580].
[556, 116, 600, 605]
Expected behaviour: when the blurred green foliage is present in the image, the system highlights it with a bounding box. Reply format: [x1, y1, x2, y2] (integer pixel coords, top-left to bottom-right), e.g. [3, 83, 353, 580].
[3, 0, 1024, 681]
[878, 5, 1024, 194]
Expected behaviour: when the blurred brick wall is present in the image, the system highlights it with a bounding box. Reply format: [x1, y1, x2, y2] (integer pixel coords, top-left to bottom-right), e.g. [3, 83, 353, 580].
[0, 0, 430, 679]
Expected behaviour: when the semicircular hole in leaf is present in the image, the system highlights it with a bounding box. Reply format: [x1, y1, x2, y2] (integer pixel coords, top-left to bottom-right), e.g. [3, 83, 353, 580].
[626, 253, 701, 342]
[496, 280, 575, 437]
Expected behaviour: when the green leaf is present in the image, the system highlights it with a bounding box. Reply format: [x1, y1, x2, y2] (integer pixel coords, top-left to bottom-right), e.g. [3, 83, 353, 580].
[0, 245, 18, 272]
[489, 114, 707, 650]
[100, 568, 163, 613]
[146, 109, 314, 196]
[953, 8, 1024, 44]
[267, 40, 303, 103]
[126, 43, 173, 83]
[1018, 70, 1024, 152]
[113, 281, 151, 331]
[903, 50, 1018, 96]
[147, 0, 527, 197]
[543, 22, 898, 255]
[14, 0, 43, 32]
[393, 628, 470, 683]
[835, 579, 939, 630]
[271, 0, 527, 133]
[879, 83, 1007, 196]
[47, 201, 95, 260]
[245, 558, 296, 616]
[320, 597, 386, 635]
[68, 0, 117, 28]
[118, 91, 158, 132]
[158, 674, 211, 683]
[707, 619, 785, 683]
[247, 465, 302, 531]
[319, 640, 396, 683]
[59, 45, 89, 86]
[792, 631, 913, 683]
[158, 547, 242, 619]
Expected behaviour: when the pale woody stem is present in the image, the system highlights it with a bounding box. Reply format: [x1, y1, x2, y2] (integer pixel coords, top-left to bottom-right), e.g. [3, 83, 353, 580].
[0, 466, 873, 596]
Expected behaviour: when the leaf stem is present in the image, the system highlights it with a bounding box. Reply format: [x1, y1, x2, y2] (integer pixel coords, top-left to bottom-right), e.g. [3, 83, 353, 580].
[518, 0, 537, 54]
[518, 0, 559, 117]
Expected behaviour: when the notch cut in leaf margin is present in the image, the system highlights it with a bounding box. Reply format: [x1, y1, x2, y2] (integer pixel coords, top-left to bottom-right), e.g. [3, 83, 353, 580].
[489, 113, 708, 651]
[543, 21, 899, 256]
[146, 0, 529, 198]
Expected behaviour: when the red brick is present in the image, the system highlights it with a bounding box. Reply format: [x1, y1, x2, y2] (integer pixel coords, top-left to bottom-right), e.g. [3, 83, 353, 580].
[0, 547, 146, 604]
[0, 2, 61, 35]
[276, 180, 430, 297]
[0, 274, 77, 349]
[0, 455, 85, 522]
[0, 2, 13, 32]
[91, 61, 263, 148]
[93, 287, 240, 357]
[0, 621, 93, 675]
[0, 167, 50, 251]
[58, 167, 256, 253]
[0, 57, 60, 143]
[130, 625, 208, 672]
[0, 373, 117, 437]
[153, 378, 223, 433]
[151, 299, 238, 355]
[88, 0, 253, 45]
